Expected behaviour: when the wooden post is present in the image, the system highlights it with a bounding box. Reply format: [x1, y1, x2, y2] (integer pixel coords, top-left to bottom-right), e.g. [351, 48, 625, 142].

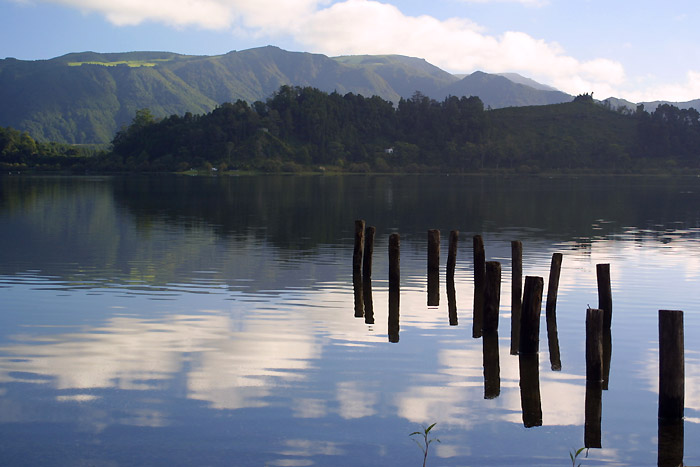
[473, 235, 486, 338]
[510, 240, 523, 355]
[353, 220, 365, 274]
[362, 226, 375, 280]
[427, 229, 440, 306]
[597, 264, 613, 388]
[519, 353, 542, 428]
[519, 276, 543, 355]
[596, 264, 612, 330]
[586, 308, 604, 383]
[447, 231, 459, 326]
[447, 230, 458, 281]
[545, 253, 562, 370]
[584, 381, 603, 448]
[483, 261, 501, 333]
[388, 233, 400, 343]
[585, 309, 604, 448]
[428, 229, 440, 273]
[483, 330, 500, 399]
[659, 310, 684, 420]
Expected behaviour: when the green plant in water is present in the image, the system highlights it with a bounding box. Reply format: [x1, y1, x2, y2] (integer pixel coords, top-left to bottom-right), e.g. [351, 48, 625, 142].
[569, 447, 588, 466]
[410, 422, 440, 467]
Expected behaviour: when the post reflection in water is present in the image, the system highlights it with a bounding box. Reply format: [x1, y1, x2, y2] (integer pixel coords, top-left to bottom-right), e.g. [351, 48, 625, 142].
[427, 271, 440, 307]
[363, 277, 374, 325]
[584, 381, 603, 448]
[483, 331, 500, 399]
[602, 328, 612, 390]
[388, 297, 400, 343]
[353, 271, 364, 319]
[447, 276, 458, 326]
[658, 418, 684, 467]
[519, 353, 543, 428]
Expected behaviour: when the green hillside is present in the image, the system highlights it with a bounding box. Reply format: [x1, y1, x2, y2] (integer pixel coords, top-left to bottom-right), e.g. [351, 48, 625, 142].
[486, 97, 638, 170]
[0, 46, 572, 144]
[0, 53, 215, 144]
[445, 71, 571, 108]
[333, 54, 458, 98]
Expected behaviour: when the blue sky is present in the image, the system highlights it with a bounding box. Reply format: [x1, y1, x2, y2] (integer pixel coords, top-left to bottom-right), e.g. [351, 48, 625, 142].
[2, 0, 699, 102]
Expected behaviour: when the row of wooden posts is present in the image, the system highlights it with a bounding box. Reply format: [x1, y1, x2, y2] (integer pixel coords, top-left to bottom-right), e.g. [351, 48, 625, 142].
[353, 220, 685, 459]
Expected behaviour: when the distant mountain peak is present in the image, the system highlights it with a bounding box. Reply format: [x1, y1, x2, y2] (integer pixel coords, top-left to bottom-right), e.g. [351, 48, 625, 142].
[497, 72, 558, 92]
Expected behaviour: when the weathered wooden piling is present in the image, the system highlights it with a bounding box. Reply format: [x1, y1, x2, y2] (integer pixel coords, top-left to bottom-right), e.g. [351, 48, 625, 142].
[447, 230, 458, 281]
[658, 418, 684, 467]
[585, 308, 604, 447]
[596, 264, 613, 330]
[586, 308, 604, 383]
[519, 276, 544, 355]
[519, 353, 542, 428]
[510, 240, 523, 355]
[584, 381, 603, 449]
[658, 310, 684, 420]
[545, 253, 563, 371]
[483, 261, 501, 334]
[597, 263, 613, 388]
[483, 330, 500, 399]
[428, 229, 440, 273]
[363, 277, 374, 325]
[388, 233, 400, 343]
[362, 226, 375, 280]
[473, 235, 486, 338]
[353, 220, 365, 274]
[427, 229, 440, 306]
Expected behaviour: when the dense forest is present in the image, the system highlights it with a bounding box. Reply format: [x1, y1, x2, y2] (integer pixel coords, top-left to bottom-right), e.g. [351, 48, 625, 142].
[3, 86, 700, 173]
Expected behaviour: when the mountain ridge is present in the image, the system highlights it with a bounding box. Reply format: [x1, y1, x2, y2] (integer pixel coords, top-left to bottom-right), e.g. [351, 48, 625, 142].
[6, 45, 692, 145]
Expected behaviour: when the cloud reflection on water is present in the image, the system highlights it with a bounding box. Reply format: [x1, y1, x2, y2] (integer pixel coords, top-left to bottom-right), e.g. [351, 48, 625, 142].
[0, 310, 321, 418]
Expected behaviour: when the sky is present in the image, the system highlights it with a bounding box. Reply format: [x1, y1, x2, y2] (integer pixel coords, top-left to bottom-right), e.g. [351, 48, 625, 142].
[2, 0, 700, 103]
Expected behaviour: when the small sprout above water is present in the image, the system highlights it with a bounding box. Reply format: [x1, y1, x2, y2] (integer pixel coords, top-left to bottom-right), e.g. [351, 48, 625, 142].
[569, 447, 588, 467]
[410, 422, 440, 467]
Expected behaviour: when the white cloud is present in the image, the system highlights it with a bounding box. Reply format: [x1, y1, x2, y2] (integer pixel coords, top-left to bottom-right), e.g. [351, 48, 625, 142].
[622, 71, 700, 103]
[457, 0, 548, 6]
[43, 0, 236, 29]
[336, 380, 377, 419]
[293, 2, 625, 97]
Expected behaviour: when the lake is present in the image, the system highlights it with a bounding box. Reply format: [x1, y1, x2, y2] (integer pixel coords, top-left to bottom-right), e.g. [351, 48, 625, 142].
[0, 174, 699, 466]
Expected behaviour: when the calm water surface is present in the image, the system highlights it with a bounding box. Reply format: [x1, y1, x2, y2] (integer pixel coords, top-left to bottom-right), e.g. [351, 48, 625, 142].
[1, 174, 699, 466]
